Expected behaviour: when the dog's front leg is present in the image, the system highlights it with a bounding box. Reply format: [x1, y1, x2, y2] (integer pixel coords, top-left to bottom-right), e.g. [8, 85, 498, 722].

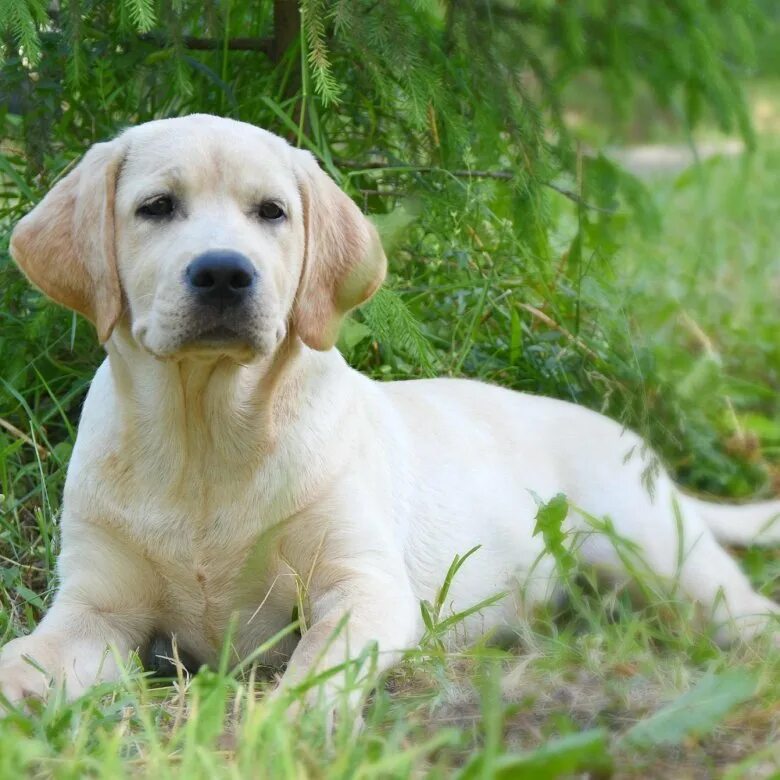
[0, 523, 158, 709]
[276, 570, 419, 715]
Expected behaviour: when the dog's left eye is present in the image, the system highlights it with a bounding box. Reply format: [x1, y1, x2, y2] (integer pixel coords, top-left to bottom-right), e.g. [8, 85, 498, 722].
[137, 195, 176, 219]
[257, 201, 285, 222]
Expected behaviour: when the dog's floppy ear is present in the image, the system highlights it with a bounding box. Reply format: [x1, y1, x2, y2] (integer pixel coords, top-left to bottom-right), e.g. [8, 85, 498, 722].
[292, 151, 386, 351]
[10, 140, 125, 343]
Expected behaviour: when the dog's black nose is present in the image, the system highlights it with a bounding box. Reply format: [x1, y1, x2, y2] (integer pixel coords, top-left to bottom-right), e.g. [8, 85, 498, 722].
[186, 250, 256, 307]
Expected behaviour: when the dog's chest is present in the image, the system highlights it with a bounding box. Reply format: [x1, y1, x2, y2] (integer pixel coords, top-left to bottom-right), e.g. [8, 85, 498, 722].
[153, 522, 299, 665]
[144, 499, 300, 664]
[75, 452, 305, 665]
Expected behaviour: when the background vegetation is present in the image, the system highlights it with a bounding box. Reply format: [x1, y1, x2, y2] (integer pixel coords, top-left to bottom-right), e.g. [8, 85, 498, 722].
[0, 1, 778, 776]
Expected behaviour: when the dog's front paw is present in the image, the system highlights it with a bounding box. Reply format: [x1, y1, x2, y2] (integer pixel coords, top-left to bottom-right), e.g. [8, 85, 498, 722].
[0, 661, 51, 710]
[0, 635, 84, 711]
[268, 674, 367, 739]
[0, 639, 56, 711]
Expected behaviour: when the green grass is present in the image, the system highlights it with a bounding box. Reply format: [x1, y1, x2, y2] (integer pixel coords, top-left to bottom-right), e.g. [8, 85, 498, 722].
[2, 138, 780, 776]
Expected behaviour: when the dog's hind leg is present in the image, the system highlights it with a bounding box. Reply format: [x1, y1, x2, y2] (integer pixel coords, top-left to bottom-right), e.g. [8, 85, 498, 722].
[568, 467, 778, 644]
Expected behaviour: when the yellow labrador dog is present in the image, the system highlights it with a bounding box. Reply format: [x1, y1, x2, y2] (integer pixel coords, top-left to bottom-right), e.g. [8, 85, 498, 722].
[1, 114, 778, 707]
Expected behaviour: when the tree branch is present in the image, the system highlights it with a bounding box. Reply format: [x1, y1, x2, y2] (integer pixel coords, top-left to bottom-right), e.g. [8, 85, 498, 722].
[138, 33, 274, 54]
[337, 159, 513, 180]
[273, 0, 300, 62]
[337, 160, 616, 213]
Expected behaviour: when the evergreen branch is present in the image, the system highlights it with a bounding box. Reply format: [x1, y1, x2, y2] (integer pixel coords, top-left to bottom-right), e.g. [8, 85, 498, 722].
[361, 288, 437, 374]
[124, 0, 155, 33]
[301, 0, 342, 104]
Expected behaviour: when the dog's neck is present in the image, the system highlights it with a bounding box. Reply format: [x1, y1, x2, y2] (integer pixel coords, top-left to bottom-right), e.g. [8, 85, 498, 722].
[104, 324, 308, 472]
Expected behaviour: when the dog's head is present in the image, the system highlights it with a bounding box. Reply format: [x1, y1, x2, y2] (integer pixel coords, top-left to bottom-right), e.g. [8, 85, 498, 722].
[10, 114, 386, 359]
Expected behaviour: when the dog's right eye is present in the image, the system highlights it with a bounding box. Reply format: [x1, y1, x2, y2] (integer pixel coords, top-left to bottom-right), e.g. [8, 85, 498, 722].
[137, 195, 175, 219]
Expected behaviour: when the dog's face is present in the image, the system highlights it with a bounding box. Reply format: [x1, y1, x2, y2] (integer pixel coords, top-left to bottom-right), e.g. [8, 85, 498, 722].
[10, 115, 386, 359]
[115, 117, 305, 359]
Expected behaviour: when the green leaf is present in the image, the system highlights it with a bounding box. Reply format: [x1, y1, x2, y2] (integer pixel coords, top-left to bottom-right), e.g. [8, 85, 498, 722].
[338, 318, 372, 352]
[624, 670, 758, 747]
[459, 729, 611, 780]
[14, 584, 44, 609]
[532, 493, 572, 557]
[434, 545, 482, 616]
[432, 590, 507, 635]
[532, 493, 568, 546]
[0, 565, 19, 587]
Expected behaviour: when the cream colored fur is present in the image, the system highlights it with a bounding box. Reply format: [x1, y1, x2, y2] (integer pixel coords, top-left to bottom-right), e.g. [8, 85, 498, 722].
[1, 115, 777, 709]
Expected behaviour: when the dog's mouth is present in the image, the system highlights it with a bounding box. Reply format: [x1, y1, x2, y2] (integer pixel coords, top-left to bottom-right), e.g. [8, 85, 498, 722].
[194, 324, 245, 344]
[133, 309, 280, 362]
[170, 320, 260, 361]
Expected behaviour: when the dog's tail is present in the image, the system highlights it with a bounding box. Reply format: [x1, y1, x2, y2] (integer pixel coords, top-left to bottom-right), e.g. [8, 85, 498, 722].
[683, 495, 780, 546]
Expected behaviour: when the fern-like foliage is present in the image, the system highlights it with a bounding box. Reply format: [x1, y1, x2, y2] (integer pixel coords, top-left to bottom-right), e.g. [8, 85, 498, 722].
[301, 0, 342, 105]
[0, 0, 775, 497]
[0, 0, 46, 64]
[361, 288, 438, 375]
[124, 0, 157, 33]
